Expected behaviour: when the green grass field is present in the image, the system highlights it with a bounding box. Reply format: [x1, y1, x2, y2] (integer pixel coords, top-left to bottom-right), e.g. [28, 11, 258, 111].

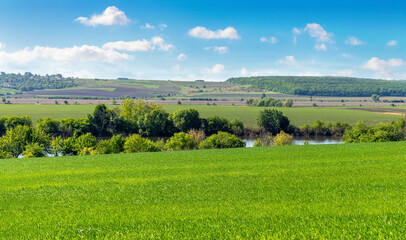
[1, 142, 406, 238]
[0, 104, 400, 127]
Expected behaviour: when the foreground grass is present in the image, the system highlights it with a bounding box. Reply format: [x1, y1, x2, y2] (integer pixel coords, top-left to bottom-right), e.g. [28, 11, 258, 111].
[0, 104, 399, 126]
[1, 142, 406, 238]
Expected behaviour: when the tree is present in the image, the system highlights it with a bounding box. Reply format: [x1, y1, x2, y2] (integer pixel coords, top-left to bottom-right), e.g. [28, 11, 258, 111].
[204, 116, 230, 135]
[283, 99, 294, 107]
[73, 133, 97, 153]
[170, 109, 201, 132]
[257, 109, 290, 135]
[22, 143, 45, 158]
[138, 109, 174, 137]
[121, 99, 162, 123]
[230, 119, 244, 135]
[88, 104, 117, 137]
[36, 117, 61, 137]
[371, 94, 381, 102]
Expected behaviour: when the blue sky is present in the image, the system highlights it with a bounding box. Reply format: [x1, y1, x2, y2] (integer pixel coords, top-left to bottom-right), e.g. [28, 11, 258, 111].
[0, 0, 405, 81]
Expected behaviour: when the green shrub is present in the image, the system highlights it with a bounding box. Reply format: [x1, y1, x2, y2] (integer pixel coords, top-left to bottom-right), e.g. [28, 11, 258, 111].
[272, 131, 294, 146]
[230, 119, 244, 136]
[22, 143, 45, 158]
[96, 135, 125, 154]
[199, 132, 245, 149]
[124, 134, 160, 153]
[257, 109, 290, 135]
[74, 133, 97, 152]
[164, 132, 197, 151]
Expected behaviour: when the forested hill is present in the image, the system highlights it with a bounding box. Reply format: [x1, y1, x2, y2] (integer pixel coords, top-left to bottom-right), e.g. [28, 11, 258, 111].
[227, 76, 406, 97]
[0, 72, 77, 91]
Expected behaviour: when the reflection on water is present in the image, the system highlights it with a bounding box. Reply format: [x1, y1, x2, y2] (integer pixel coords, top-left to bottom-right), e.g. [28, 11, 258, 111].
[243, 137, 344, 148]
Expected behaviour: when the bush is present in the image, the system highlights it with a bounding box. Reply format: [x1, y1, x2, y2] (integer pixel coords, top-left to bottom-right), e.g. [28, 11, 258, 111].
[74, 133, 97, 153]
[342, 120, 404, 143]
[164, 132, 197, 150]
[22, 143, 45, 158]
[199, 131, 245, 149]
[230, 119, 244, 136]
[79, 147, 98, 156]
[96, 135, 125, 154]
[124, 134, 160, 153]
[272, 131, 294, 146]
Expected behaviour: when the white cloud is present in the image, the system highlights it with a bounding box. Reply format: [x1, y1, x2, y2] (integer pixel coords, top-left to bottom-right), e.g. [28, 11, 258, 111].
[345, 37, 364, 46]
[103, 37, 174, 52]
[315, 43, 327, 51]
[207, 64, 225, 74]
[75, 6, 130, 27]
[0, 45, 128, 64]
[304, 23, 333, 43]
[387, 40, 398, 46]
[260, 36, 278, 44]
[337, 69, 356, 77]
[204, 46, 228, 54]
[159, 24, 167, 30]
[0, 43, 3, 49]
[364, 57, 404, 78]
[342, 53, 353, 58]
[141, 23, 155, 29]
[177, 53, 186, 61]
[172, 64, 181, 71]
[278, 56, 299, 66]
[240, 67, 248, 75]
[188, 26, 239, 39]
[292, 27, 301, 35]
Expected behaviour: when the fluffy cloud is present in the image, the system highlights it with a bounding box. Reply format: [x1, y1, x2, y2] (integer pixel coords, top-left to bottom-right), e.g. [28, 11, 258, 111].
[260, 36, 278, 44]
[75, 6, 130, 27]
[188, 26, 239, 39]
[103, 37, 174, 52]
[172, 64, 181, 71]
[387, 40, 398, 46]
[240, 67, 248, 75]
[315, 43, 327, 51]
[278, 56, 299, 66]
[141, 23, 155, 29]
[207, 64, 225, 73]
[301, 23, 333, 50]
[304, 23, 333, 43]
[364, 57, 404, 77]
[205, 46, 228, 54]
[345, 37, 364, 46]
[0, 45, 128, 64]
[177, 53, 186, 61]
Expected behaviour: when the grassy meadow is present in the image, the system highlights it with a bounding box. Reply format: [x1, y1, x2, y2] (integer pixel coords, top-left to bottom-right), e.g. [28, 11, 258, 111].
[0, 104, 400, 127]
[1, 142, 406, 238]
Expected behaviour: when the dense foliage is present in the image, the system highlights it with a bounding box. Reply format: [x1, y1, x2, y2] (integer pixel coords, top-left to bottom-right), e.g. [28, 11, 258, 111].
[228, 76, 406, 97]
[0, 72, 77, 91]
[257, 109, 290, 135]
[342, 120, 405, 143]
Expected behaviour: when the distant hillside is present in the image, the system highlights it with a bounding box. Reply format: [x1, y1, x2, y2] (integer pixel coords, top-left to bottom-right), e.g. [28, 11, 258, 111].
[227, 76, 406, 97]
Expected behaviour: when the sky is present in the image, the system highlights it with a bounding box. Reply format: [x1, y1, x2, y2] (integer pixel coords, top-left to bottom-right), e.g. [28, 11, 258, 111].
[0, 0, 405, 81]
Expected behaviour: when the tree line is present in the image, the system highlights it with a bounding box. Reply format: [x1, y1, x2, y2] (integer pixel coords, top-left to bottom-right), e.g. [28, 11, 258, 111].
[227, 76, 406, 97]
[0, 72, 77, 92]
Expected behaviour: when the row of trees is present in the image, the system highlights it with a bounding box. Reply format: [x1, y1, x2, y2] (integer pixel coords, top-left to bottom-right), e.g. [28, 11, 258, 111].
[228, 76, 406, 97]
[0, 72, 77, 91]
[246, 97, 293, 107]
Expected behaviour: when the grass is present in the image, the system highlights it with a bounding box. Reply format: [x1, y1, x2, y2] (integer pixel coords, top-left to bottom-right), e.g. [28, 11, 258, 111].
[1, 142, 406, 238]
[0, 104, 400, 126]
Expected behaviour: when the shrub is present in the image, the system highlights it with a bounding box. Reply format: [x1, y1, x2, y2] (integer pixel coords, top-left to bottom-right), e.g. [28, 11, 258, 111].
[96, 135, 125, 154]
[272, 131, 294, 146]
[170, 109, 201, 132]
[164, 132, 197, 150]
[199, 131, 245, 149]
[22, 143, 45, 158]
[79, 147, 98, 156]
[124, 134, 160, 153]
[74, 133, 97, 152]
[230, 119, 244, 136]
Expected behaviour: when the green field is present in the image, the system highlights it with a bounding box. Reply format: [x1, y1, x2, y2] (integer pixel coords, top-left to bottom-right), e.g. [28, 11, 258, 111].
[1, 142, 406, 238]
[0, 104, 400, 127]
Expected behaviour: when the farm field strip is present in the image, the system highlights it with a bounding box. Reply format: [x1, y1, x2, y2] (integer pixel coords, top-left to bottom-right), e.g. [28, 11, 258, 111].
[1, 142, 406, 238]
